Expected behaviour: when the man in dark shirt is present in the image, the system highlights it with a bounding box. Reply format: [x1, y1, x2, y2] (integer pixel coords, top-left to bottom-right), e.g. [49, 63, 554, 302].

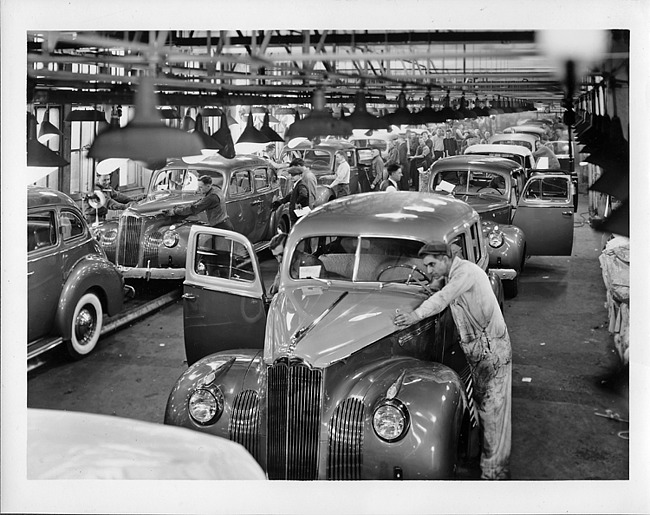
[83, 171, 140, 224]
[165, 175, 234, 230]
[443, 129, 458, 157]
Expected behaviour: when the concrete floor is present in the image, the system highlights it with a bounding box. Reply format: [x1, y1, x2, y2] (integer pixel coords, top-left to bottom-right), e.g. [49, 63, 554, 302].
[27, 191, 630, 482]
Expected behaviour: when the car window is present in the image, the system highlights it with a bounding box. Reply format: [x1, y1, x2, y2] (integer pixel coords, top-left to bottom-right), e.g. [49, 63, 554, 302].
[523, 176, 570, 201]
[60, 210, 85, 240]
[151, 169, 225, 194]
[194, 233, 255, 282]
[469, 224, 482, 263]
[229, 170, 252, 195]
[432, 170, 507, 198]
[450, 234, 468, 260]
[28, 211, 57, 252]
[303, 150, 332, 169]
[253, 168, 269, 191]
[293, 235, 426, 283]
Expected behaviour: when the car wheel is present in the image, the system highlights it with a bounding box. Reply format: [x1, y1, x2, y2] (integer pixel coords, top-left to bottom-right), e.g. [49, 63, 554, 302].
[65, 292, 103, 359]
[503, 276, 519, 299]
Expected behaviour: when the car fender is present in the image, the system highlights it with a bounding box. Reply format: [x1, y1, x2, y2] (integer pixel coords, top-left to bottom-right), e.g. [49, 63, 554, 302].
[55, 255, 124, 339]
[325, 357, 467, 479]
[482, 220, 526, 272]
[315, 185, 335, 206]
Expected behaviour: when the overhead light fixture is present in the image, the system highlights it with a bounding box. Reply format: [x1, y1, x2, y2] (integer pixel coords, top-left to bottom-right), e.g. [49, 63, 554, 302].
[158, 107, 180, 120]
[212, 111, 236, 159]
[181, 108, 196, 131]
[236, 108, 270, 144]
[37, 109, 63, 142]
[343, 86, 389, 130]
[259, 111, 284, 142]
[87, 76, 203, 163]
[488, 96, 504, 116]
[456, 94, 477, 120]
[65, 108, 107, 122]
[382, 89, 414, 126]
[201, 107, 223, 117]
[285, 88, 353, 140]
[439, 91, 460, 121]
[413, 90, 445, 124]
[27, 112, 69, 167]
[473, 95, 490, 117]
[192, 113, 224, 151]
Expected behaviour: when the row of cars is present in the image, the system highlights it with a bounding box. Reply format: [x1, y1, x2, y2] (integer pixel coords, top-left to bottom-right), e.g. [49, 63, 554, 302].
[27, 133, 575, 479]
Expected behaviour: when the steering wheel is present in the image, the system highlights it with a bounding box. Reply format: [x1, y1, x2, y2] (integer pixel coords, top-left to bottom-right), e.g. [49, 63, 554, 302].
[376, 264, 428, 284]
[477, 186, 503, 195]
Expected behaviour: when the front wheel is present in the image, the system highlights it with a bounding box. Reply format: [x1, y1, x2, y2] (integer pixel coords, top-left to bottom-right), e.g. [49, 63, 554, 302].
[65, 292, 103, 359]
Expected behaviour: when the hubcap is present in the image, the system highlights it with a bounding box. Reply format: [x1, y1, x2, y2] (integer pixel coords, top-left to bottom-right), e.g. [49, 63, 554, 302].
[74, 307, 96, 345]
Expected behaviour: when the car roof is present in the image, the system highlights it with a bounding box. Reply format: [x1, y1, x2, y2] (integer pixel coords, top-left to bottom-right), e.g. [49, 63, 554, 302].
[431, 154, 523, 173]
[465, 143, 533, 157]
[289, 191, 479, 244]
[503, 126, 546, 135]
[28, 186, 79, 210]
[164, 153, 271, 172]
[489, 133, 539, 145]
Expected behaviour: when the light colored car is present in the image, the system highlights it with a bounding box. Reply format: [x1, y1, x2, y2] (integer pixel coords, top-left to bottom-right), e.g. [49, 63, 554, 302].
[91, 154, 287, 280]
[28, 186, 124, 360]
[489, 133, 540, 153]
[165, 191, 507, 480]
[28, 408, 266, 479]
[464, 143, 537, 177]
[428, 155, 575, 297]
[503, 125, 547, 139]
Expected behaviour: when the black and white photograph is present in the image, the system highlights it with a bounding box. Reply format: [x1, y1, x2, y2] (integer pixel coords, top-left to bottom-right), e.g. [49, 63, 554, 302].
[2, 0, 649, 513]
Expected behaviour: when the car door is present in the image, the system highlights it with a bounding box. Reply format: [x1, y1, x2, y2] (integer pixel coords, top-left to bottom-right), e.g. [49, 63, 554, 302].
[512, 174, 574, 256]
[27, 208, 62, 341]
[250, 166, 274, 241]
[182, 225, 267, 365]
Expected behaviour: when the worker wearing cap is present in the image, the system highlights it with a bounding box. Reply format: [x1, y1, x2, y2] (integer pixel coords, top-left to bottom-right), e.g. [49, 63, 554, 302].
[394, 241, 512, 480]
[164, 175, 234, 230]
[83, 170, 140, 224]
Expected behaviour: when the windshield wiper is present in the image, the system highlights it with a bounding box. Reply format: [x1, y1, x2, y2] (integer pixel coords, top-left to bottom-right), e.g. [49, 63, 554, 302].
[290, 291, 348, 347]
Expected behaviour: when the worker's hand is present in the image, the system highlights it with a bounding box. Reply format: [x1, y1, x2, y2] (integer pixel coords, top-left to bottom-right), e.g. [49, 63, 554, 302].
[394, 310, 418, 328]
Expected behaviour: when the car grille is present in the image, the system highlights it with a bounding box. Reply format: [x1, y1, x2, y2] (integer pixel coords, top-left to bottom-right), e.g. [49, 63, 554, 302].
[266, 359, 322, 480]
[116, 214, 143, 267]
[327, 398, 364, 480]
[229, 390, 261, 462]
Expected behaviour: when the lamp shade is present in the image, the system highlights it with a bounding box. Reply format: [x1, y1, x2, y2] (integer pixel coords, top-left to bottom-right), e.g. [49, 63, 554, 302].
[192, 114, 224, 151]
[344, 90, 389, 130]
[413, 92, 446, 124]
[201, 107, 223, 117]
[383, 91, 415, 126]
[285, 89, 353, 139]
[38, 110, 63, 142]
[212, 112, 236, 159]
[439, 92, 460, 120]
[66, 108, 107, 122]
[87, 77, 203, 162]
[27, 112, 69, 167]
[181, 108, 196, 131]
[236, 110, 271, 144]
[259, 112, 284, 142]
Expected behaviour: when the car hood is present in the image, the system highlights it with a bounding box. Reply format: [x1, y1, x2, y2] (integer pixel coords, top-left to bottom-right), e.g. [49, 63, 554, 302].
[264, 284, 426, 368]
[128, 192, 203, 215]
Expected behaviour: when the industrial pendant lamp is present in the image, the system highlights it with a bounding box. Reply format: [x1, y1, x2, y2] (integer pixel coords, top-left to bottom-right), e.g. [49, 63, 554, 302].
[236, 109, 271, 144]
[456, 94, 477, 120]
[37, 108, 63, 142]
[382, 90, 413, 126]
[259, 111, 284, 142]
[181, 108, 196, 131]
[344, 86, 389, 130]
[87, 76, 203, 163]
[473, 96, 490, 117]
[27, 112, 69, 167]
[439, 91, 460, 121]
[192, 114, 224, 151]
[212, 111, 236, 159]
[285, 88, 353, 139]
[158, 107, 181, 120]
[66, 108, 107, 122]
[413, 90, 446, 124]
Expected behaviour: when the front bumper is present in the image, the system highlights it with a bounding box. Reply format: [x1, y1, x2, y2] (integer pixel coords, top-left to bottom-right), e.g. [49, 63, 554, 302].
[117, 265, 186, 280]
[488, 267, 517, 281]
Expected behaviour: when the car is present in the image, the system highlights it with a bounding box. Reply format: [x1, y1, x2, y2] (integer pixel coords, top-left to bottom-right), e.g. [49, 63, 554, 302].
[28, 408, 266, 479]
[503, 125, 547, 139]
[28, 186, 124, 360]
[427, 155, 575, 297]
[488, 132, 540, 153]
[91, 154, 288, 280]
[464, 143, 537, 177]
[164, 191, 507, 480]
[280, 140, 370, 196]
[536, 140, 578, 210]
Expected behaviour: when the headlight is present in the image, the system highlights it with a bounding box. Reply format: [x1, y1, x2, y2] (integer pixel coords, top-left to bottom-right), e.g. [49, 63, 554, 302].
[162, 229, 179, 248]
[188, 386, 224, 425]
[373, 400, 409, 442]
[101, 229, 117, 245]
[488, 226, 505, 248]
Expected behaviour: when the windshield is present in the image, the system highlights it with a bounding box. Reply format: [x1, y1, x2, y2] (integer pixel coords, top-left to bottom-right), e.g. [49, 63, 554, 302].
[431, 170, 508, 199]
[303, 149, 333, 170]
[149, 168, 225, 197]
[288, 235, 428, 284]
[491, 139, 533, 151]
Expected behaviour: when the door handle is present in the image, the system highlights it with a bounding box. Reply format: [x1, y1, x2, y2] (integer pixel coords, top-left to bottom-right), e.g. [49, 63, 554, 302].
[27, 271, 34, 276]
[182, 293, 197, 302]
[562, 211, 574, 216]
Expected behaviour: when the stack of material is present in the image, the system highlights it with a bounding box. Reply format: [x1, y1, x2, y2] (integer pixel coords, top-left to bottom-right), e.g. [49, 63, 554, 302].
[599, 235, 630, 366]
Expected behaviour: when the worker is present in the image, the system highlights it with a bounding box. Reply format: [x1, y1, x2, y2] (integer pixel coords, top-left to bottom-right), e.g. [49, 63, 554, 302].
[393, 241, 512, 480]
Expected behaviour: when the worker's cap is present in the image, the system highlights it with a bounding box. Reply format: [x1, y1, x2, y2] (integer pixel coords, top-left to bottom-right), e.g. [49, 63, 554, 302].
[418, 241, 452, 258]
[198, 175, 213, 185]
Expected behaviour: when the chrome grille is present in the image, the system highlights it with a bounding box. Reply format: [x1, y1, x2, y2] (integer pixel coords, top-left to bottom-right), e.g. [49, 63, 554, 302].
[142, 230, 162, 268]
[267, 360, 322, 480]
[229, 390, 261, 461]
[327, 398, 364, 480]
[116, 214, 142, 267]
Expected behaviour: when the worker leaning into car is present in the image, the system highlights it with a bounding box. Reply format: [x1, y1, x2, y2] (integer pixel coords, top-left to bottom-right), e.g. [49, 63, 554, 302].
[268, 232, 325, 296]
[394, 241, 512, 480]
[163, 175, 234, 230]
[83, 170, 140, 224]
